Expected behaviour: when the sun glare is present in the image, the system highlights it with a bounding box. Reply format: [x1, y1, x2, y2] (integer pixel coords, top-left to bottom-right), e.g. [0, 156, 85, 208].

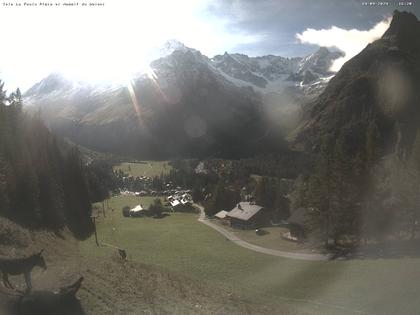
[0, 0, 260, 91]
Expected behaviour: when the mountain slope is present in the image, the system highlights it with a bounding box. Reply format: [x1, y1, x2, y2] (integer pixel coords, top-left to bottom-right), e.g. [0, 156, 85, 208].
[211, 47, 341, 90]
[24, 44, 342, 158]
[291, 11, 420, 157]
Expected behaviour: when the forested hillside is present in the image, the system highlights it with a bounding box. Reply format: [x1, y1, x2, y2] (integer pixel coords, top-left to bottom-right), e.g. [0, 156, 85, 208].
[0, 81, 109, 239]
[289, 11, 420, 246]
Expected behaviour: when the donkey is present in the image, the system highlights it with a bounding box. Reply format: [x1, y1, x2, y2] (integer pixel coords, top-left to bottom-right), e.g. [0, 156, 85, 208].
[0, 250, 47, 291]
[18, 277, 85, 315]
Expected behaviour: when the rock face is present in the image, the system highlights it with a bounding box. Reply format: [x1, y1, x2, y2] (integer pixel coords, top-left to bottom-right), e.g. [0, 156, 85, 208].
[23, 40, 342, 158]
[292, 11, 420, 157]
[211, 47, 341, 89]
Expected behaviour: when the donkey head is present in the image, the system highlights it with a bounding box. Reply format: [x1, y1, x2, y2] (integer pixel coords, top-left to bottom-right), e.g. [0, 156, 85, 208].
[18, 277, 85, 315]
[59, 276, 84, 305]
[33, 249, 47, 270]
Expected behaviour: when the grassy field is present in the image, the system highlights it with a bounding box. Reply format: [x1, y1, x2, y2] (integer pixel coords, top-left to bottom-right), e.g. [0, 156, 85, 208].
[93, 195, 165, 213]
[113, 161, 172, 178]
[81, 195, 420, 315]
[210, 220, 316, 253]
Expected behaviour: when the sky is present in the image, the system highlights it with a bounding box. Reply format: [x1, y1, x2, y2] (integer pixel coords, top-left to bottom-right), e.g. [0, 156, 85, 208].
[0, 0, 418, 91]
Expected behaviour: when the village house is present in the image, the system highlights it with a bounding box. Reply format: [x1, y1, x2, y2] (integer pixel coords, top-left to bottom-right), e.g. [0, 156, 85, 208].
[167, 193, 192, 210]
[225, 202, 267, 229]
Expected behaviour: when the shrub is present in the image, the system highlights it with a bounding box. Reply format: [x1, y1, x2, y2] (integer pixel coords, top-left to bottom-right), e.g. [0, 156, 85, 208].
[148, 199, 167, 218]
[0, 217, 31, 248]
[122, 206, 131, 217]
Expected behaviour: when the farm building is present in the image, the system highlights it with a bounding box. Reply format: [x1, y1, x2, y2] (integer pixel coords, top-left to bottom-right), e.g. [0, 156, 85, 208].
[226, 202, 267, 229]
[215, 210, 229, 225]
[214, 210, 228, 219]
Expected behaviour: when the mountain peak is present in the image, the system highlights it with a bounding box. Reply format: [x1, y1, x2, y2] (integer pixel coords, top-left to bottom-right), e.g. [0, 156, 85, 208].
[24, 72, 73, 97]
[292, 11, 420, 155]
[162, 39, 187, 52]
[157, 39, 199, 58]
[383, 11, 419, 38]
[314, 47, 331, 56]
[382, 11, 420, 53]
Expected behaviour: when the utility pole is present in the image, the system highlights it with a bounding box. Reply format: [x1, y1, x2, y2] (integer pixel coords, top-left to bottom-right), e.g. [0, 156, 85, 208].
[91, 215, 99, 247]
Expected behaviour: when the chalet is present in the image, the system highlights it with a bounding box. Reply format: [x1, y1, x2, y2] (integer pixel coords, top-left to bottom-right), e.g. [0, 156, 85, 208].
[226, 202, 266, 229]
[170, 199, 181, 208]
[167, 193, 192, 208]
[180, 193, 192, 205]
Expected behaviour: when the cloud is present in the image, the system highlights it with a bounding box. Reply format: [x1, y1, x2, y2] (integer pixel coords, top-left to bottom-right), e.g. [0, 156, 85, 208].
[296, 17, 392, 71]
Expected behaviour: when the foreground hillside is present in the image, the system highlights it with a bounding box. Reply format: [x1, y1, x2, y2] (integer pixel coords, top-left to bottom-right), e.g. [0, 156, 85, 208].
[0, 217, 275, 315]
[4, 197, 420, 315]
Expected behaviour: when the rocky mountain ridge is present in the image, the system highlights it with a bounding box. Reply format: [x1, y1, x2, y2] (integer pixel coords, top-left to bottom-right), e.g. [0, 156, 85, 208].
[23, 41, 342, 158]
[291, 11, 420, 159]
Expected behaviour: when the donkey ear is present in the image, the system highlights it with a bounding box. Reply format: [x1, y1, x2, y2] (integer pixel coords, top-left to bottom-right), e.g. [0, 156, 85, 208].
[38, 249, 44, 256]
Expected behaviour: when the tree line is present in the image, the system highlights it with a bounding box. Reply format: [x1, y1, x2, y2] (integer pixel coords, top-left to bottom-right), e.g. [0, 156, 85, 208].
[0, 82, 112, 238]
[290, 119, 420, 247]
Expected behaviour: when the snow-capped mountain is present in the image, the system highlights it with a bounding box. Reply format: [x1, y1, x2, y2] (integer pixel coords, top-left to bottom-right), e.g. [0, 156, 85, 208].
[210, 47, 342, 91]
[158, 39, 192, 56]
[23, 42, 342, 158]
[144, 39, 342, 94]
[25, 42, 341, 108]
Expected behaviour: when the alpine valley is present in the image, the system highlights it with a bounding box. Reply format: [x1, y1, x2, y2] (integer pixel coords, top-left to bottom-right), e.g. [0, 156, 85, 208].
[23, 41, 341, 158]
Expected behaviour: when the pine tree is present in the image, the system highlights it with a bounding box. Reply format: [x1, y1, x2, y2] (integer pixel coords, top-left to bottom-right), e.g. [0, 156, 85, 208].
[205, 177, 239, 216]
[62, 148, 93, 239]
[273, 181, 290, 221]
[0, 81, 106, 237]
[0, 156, 10, 217]
[304, 153, 332, 246]
[366, 120, 379, 168]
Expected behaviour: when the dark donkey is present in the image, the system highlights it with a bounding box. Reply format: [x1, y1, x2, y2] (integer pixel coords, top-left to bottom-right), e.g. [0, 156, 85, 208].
[18, 277, 85, 315]
[0, 250, 47, 291]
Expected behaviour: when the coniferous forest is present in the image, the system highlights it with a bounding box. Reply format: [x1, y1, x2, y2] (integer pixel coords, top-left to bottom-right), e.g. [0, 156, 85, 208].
[0, 81, 111, 239]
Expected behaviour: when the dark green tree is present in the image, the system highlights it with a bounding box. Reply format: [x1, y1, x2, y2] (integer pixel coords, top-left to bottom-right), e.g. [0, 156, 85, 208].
[205, 177, 240, 216]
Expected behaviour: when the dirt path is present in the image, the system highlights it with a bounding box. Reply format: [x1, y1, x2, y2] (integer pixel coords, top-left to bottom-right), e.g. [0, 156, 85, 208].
[195, 204, 331, 261]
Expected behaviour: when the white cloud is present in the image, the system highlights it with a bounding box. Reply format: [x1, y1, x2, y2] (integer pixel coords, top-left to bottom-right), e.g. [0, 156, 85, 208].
[296, 17, 392, 72]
